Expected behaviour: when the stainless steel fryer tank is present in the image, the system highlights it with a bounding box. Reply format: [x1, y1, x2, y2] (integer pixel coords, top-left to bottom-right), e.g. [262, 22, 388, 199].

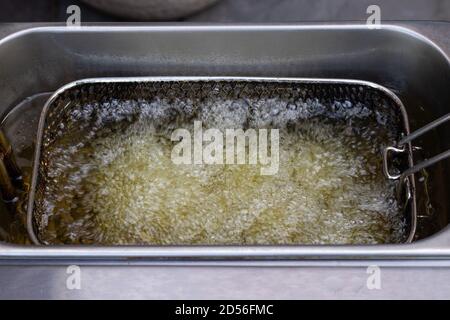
[0, 25, 449, 262]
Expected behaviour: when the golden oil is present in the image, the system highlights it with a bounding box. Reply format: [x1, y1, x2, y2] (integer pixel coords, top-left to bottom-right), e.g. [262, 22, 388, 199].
[37, 97, 405, 244]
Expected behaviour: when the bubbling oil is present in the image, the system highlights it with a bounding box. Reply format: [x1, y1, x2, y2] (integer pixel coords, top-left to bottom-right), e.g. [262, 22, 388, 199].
[38, 96, 405, 244]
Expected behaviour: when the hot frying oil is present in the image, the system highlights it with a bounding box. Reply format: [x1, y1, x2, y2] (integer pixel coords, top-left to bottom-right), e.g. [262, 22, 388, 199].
[37, 97, 405, 244]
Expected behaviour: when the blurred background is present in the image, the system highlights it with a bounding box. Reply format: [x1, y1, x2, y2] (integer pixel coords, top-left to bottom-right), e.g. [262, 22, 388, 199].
[0, 0, 448, 23]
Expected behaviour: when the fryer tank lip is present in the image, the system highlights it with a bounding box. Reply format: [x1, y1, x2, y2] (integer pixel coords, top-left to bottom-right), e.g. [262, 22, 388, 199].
[26, 76, 416, 246]
[1, 24, 448, 65]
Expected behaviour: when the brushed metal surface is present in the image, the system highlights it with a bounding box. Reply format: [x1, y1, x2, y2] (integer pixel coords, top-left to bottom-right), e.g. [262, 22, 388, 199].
[2, 264, 450, 299]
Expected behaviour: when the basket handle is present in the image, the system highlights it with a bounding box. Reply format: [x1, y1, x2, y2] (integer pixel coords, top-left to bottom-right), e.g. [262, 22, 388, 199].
[383, 113, 450, 180]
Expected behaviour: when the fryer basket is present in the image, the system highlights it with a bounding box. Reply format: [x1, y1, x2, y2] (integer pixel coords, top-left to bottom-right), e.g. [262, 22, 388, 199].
[26, 77, 417, 244]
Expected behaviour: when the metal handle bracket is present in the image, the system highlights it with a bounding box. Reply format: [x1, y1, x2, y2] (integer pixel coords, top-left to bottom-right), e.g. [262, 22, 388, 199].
[383, 113, 450, 180]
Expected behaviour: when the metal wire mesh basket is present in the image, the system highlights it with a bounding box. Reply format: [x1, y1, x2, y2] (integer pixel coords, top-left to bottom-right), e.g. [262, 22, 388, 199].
[26, 77, 417, 244]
